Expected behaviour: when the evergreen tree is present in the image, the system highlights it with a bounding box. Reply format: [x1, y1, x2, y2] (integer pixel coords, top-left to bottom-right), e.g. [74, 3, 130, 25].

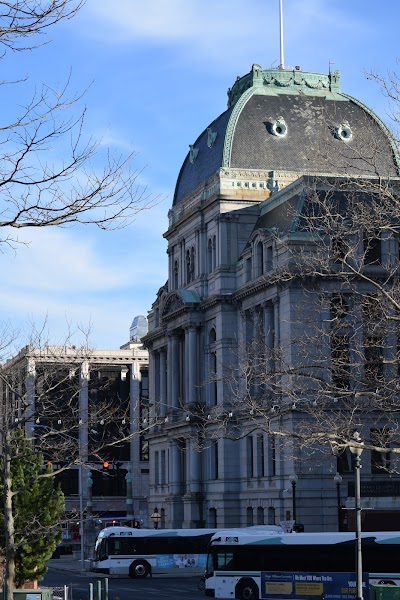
[0, 429, 65, 587]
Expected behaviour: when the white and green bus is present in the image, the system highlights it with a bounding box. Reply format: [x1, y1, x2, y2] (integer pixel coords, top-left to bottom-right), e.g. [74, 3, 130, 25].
[204, 530, 400, 600]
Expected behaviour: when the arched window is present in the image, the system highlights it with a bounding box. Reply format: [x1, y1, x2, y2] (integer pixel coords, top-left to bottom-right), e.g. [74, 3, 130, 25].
[246, 506, 254, 526]
[207, 238, 213, 273]
[256, 241, 264, 277]
[185, 246, 195, 283]
[208, 508, 217, 528]
[209, 328, 217, 405]
[186, 249, 191, 283]
[267, 506, 276, 525]
[173, 259, 179, 289]
[257, 506, 264, 525]
[212, 235, 217, 271]
[191, 246, 195, 278]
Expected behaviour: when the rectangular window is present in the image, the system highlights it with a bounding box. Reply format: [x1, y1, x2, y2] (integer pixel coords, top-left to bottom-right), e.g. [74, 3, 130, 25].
[247, 436, 254, 478]
[245, 257, 252, 282]
[154, 451, 159, 485]
[140, 436, 149, 462]
[337, 448, 354, 473]
[268, 435, 276, 476]
[364, 233, 381, 265]
[330, 294, 349, 322]
[364, 337, 384, 387]
[331, 236, 350, 264]
[161, 450, 166, 484]
[266, 245, 273, 272]
[371, 429, 390, 473]
[210, 440, 219, 480]
[257, 434, 265, 477]
[331, 335, 351, 389]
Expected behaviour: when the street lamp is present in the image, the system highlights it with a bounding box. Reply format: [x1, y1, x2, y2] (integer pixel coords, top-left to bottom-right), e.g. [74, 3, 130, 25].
[289, 474, 298, 524]
[349, 431, 364, 600]
[334, 472, 343, 531]
[151, 508, 161, 529]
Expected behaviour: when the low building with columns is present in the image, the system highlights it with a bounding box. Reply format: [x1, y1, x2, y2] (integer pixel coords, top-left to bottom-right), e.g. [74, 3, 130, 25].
[143, 64, 400, 531]
[2, 316, 150, 544]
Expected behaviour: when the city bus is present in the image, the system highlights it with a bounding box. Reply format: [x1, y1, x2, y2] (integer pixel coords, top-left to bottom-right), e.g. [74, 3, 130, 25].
[204, 530, 400, 600]
[92, 525, 283, 578]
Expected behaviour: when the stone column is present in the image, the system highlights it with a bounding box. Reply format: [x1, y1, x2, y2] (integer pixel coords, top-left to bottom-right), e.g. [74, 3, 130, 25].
[129, 363, 141, 493]
[170, 441, 181, 496]
[125, 464, 134, 525]
[187, 437, 200, 493]
[79, 361, 90, 468]
[25, 356, 36, 439]
[185, 326, 197, 405]
[170, 334, 180, 408]
[159, 348, 167, 417]
[264, 302, 274, 373]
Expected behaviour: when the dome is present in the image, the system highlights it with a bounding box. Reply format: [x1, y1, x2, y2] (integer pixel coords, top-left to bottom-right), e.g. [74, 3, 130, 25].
[173, 64, 400, 206]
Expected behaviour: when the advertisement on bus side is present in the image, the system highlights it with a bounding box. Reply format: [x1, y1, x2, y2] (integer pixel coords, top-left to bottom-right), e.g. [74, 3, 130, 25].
[260, 572, 369, 600]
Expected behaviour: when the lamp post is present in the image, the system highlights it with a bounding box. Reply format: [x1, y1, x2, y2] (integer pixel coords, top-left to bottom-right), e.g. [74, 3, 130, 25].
[334, 472, 343, 531]
[289, 474, 298, 524]
[151, 508, 161, 529]
[125, 464, 134, 526]
[349, 431, 364, 600]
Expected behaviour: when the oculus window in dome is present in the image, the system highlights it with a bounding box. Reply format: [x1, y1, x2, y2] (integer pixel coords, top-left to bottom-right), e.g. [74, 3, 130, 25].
[335, 121, 353, 143]
[269, 116, 288, 138]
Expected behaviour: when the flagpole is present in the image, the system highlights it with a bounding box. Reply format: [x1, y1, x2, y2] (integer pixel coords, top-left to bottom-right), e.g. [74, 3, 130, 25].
[279, 0, 285, 69]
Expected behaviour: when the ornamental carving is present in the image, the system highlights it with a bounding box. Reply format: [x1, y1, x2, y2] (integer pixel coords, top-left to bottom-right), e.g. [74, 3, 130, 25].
[161, 292, 185, 318]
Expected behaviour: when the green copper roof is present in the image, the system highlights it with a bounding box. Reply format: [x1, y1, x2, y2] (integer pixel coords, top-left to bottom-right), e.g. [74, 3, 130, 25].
[227, 64, 342, 108]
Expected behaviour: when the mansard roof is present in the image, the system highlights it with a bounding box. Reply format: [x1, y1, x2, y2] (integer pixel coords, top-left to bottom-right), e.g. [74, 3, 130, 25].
[173, 65, 400, 206]
[251, 175, 400, 236]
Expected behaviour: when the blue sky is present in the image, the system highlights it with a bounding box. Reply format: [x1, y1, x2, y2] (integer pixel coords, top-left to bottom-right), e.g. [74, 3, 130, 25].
[2, 0, 400, 351]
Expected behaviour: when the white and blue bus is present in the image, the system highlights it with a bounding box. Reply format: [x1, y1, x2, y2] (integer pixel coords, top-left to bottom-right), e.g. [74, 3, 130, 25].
[92, 525, 283, 579]
[92, 526, 219, 577]
[204, 530, 400, 600]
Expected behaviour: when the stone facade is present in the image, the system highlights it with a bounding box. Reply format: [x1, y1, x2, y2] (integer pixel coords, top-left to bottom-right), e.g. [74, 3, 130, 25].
[143, 65, 400, 532]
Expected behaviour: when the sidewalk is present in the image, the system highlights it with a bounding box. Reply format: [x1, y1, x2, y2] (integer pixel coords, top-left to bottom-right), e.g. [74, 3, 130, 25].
[47, 555, 104, 577]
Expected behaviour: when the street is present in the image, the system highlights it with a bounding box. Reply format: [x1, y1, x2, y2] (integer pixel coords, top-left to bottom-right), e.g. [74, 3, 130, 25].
[43, 568, 205, 600]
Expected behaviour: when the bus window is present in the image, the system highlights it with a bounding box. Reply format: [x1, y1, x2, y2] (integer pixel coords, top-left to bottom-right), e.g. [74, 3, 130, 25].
[216, 552, 233, 570]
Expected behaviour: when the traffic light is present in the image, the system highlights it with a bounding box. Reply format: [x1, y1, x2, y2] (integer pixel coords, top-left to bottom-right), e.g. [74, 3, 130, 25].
[102, 461, 110, 479]
[132, 520, 140, 528]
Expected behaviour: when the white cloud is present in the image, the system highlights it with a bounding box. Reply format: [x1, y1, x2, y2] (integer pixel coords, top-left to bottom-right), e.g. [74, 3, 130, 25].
[1, 228, 126, 293]
[82, 0, 370, 47]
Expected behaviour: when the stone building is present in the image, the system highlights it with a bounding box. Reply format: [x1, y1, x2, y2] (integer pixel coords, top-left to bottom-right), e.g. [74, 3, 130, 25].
[143, 64, 400, 531]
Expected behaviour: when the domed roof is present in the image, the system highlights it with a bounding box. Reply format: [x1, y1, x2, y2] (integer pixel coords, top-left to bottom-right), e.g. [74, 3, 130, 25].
[173, 64, 400, 206]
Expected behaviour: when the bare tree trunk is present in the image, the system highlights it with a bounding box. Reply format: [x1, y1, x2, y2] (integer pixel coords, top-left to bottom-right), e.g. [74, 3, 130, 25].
[4, 430, 15, 600]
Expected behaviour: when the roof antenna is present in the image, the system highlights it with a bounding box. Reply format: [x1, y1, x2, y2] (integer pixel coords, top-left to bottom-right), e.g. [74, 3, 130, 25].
[279, 0, 285, 69]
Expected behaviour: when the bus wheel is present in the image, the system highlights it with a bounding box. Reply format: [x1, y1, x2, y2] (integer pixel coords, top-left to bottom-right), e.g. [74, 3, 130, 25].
[236, 579, 259, 600]
[129, 560, 150, 578]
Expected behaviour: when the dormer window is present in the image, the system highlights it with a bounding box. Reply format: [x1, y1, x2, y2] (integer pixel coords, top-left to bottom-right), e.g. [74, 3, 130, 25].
[189, 144, 199, 163]
[207, 127, 217, 148]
